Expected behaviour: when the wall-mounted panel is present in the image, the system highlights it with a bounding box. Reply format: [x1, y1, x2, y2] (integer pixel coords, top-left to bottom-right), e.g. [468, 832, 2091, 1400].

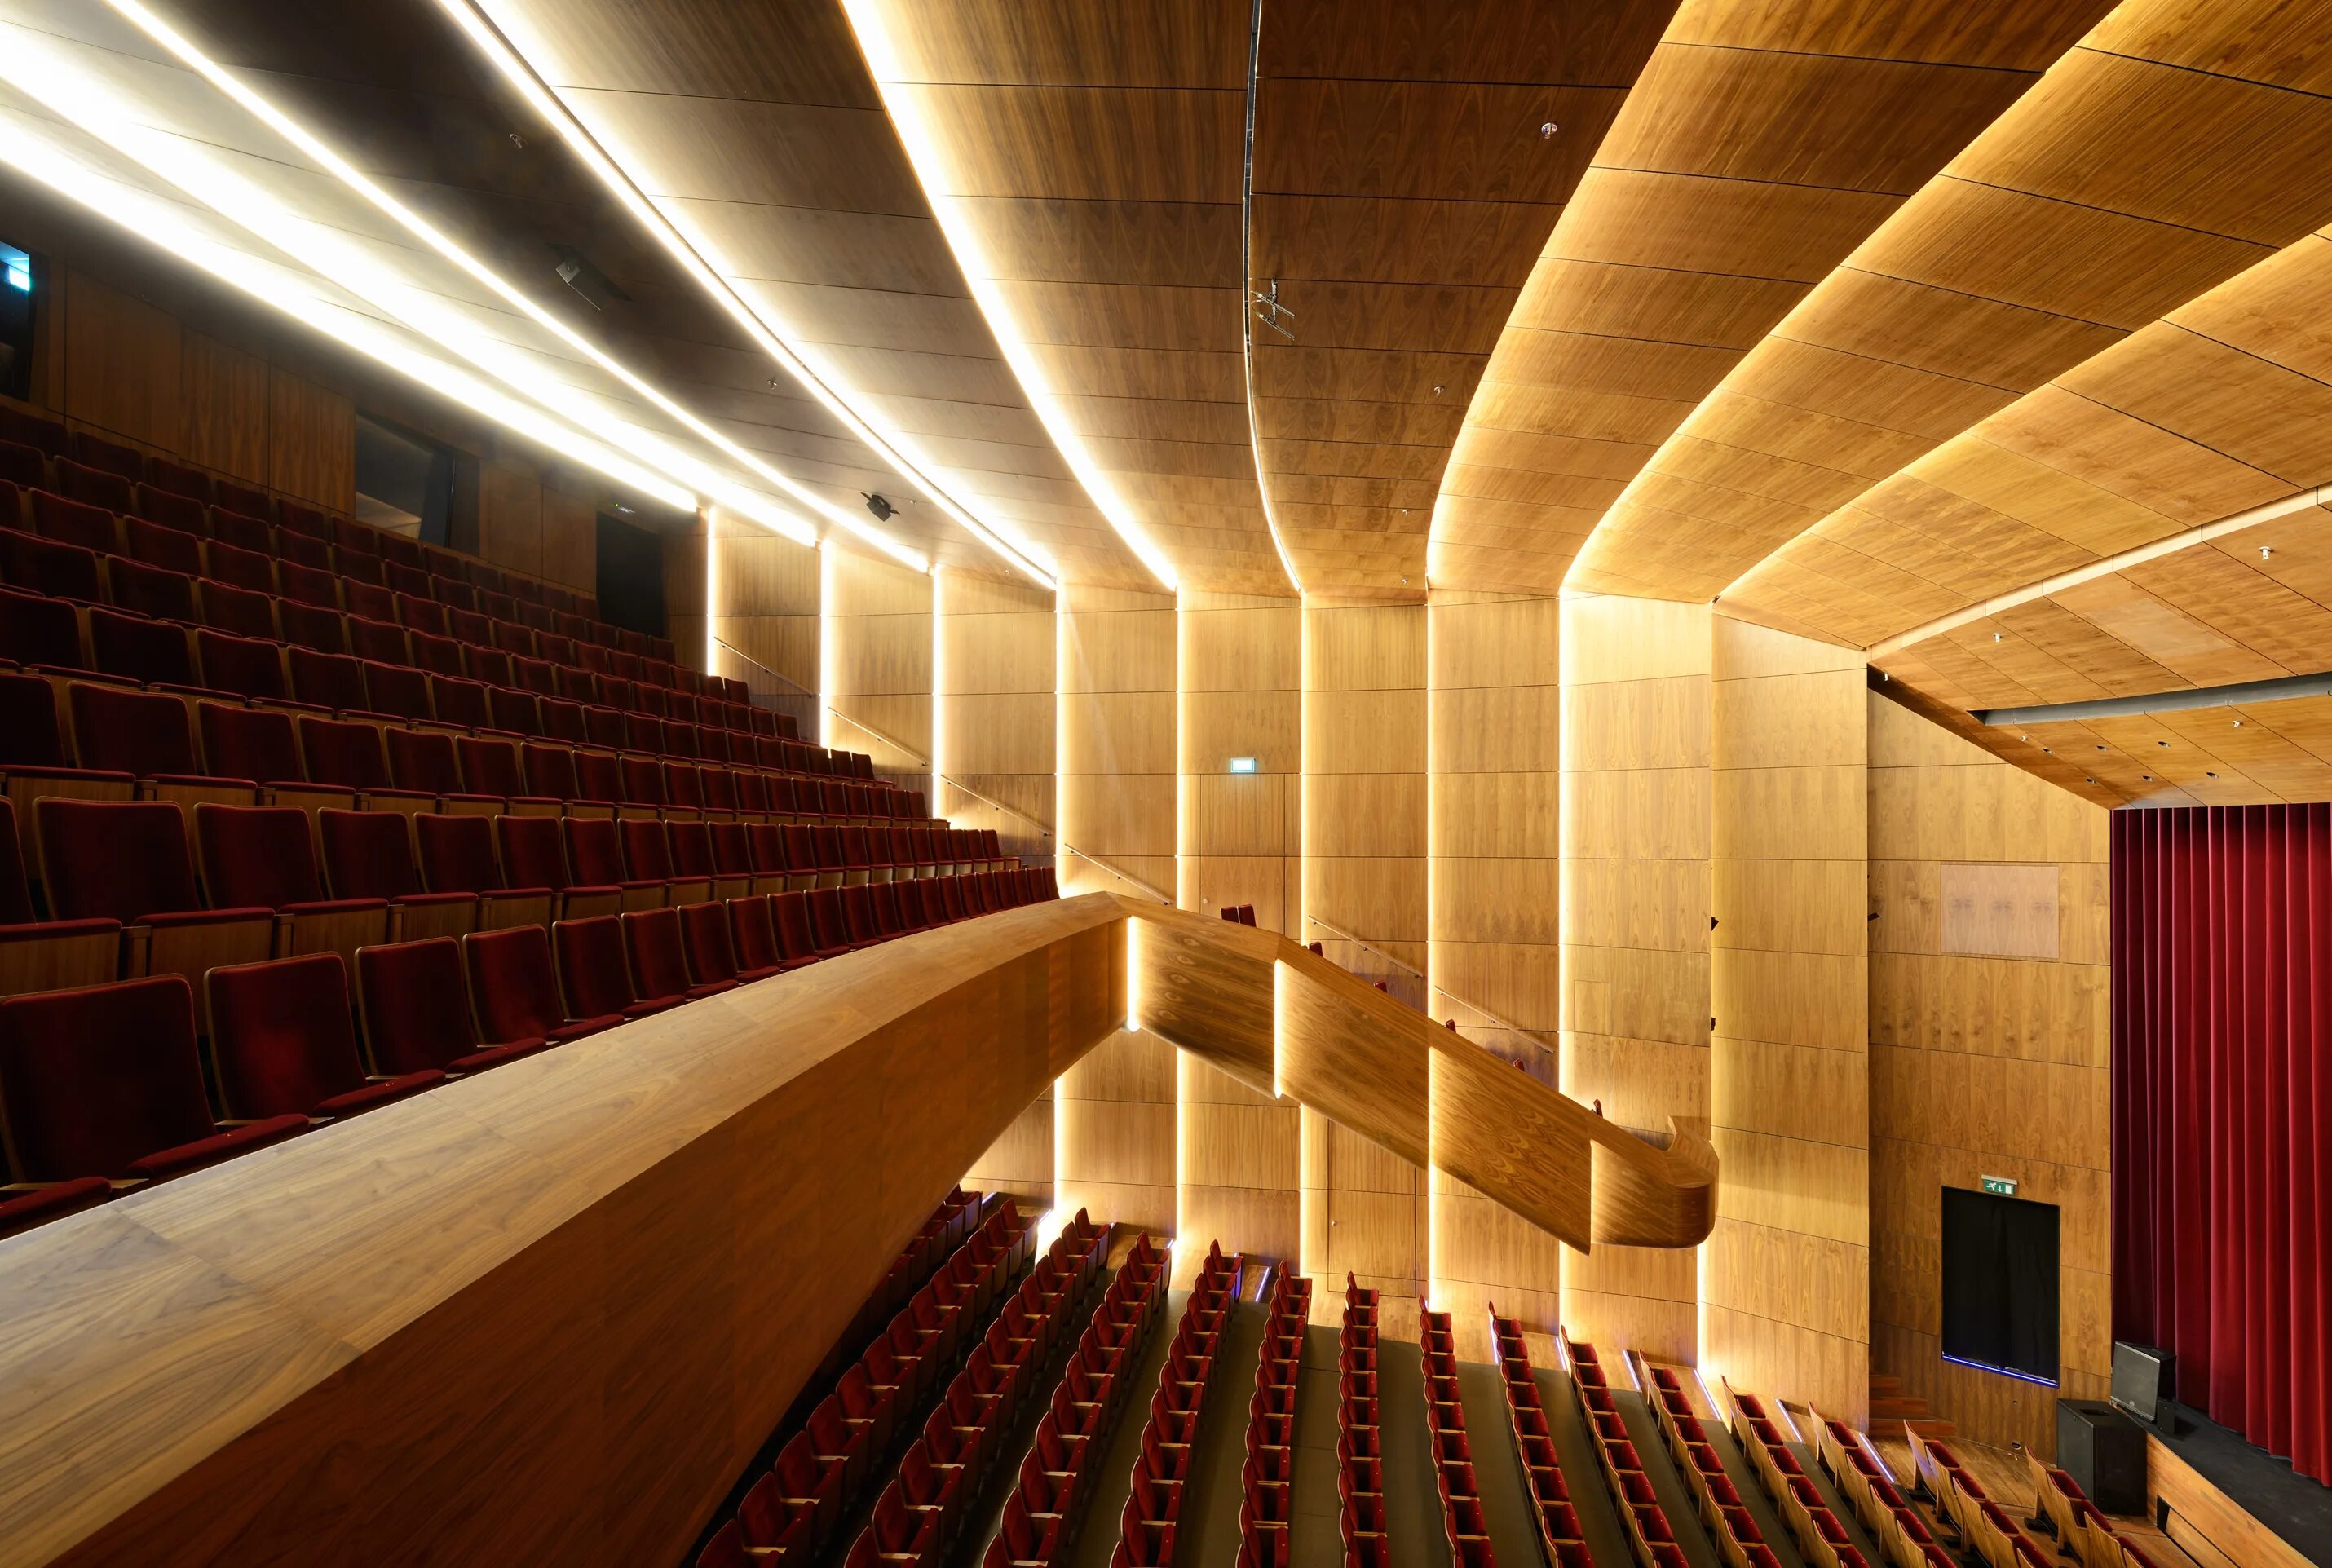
[1059, 585, 1178, 900]
[938, 572, 1056, 864]
[1181, 592, 1301, 930]
[827, 549, 934, 794]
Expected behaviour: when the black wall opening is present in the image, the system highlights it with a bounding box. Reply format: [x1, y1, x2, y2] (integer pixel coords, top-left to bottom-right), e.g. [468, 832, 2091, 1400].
[595, 510, 666, 636]
[1941, 1186, 2060, 1384]
[0, 239, 35, 401]
[354, 412, 457, 544]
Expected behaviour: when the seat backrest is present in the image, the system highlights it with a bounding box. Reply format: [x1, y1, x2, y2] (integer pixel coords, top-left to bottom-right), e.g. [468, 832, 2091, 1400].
[124, 513, 204, 573]
[554, 917, 638, 1016]
[0, 975, 220, 1179]
[522, 741, 580, 801]
[676, 901, 740, 984]
[621, 908, 694, 1001]
[108, 555, 195, 622]
[729, 894, 781, 971]
[275, 558, 338, 610]
[429, 672, 489, 725]
[193, 803, 327, 908]
[194, 577, 276, 640]
[38, 798, 202, 921]
[495, 813, 569, 893]
[288, 647, 366, 710]
[0, 669, 69, 769]
[457, 735, 525, 797]
[770, 891, 820, 962]
[360, 660, 430, 721]
[667, 820, 716, 878]
[205, 537, 275, 594]
[355, 938, 480, 1071]
[86, 606, 192, 685]
[318, 808, 422, 901]
[563, 816, 627, 885]
[618, 817, 676, 881]
[807, 887, 853, 952]
[385, 727, 465, 796]
[415, 813, 506, 895]
[572, 748, 622, 802]
[192, 629, 286, 702]
[0, 799, 33, 925]
[298, 716, 391, 791]
[205, 953, 370, 1119]
[32, 486, 119, 552]
[462, 925, 565, 1041]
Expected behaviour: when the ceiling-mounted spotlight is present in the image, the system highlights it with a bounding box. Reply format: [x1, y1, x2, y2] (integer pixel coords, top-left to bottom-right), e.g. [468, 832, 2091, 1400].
[550, 244, 627, 311]
[866, 493, 896, 523]
[1539, 122, 1559, 138]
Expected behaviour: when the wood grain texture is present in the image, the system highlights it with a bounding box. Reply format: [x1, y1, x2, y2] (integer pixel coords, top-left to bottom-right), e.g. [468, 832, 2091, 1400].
[710, 511, 822, 704]
[1177, 591, 1300, 930]
[825, 549, 934, 793]
[937, 572, 1057, 864]
[1058, 584, 1177, 898]
[1304, 600, 1426, 1002]
[1867, 691, 2110, 1456]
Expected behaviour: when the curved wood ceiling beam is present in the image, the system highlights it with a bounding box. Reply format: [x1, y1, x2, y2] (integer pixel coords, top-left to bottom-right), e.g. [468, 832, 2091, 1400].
[1429, 0, 2116, 598]
[1245, 0, 1673, 600]
[1698, 1, 2332, 634]
[456, 0, 1146, 586]
[0, 895, 1714, 1565]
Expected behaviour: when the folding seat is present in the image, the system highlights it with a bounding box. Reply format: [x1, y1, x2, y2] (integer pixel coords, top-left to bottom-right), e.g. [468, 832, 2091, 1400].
[558, 666, 598, 706]
[896, 1442, 963, 1535]
[0, 404, 63, 456]
[572, 749, 625, 811]
[270, 598, 342, 660]
[732, 1474, 816, 1561]
[623, 906, 735, 1001]
[616, 753, 665, 819]
[839, 884, 887, 948]
[728, 894, 805, 978]
[409, 630, 466, 680]
[437, 581, 482, 621]
[24, 488, 116, 556]
[63, 433, 141, 484]
[668, 820, 744, 901]
[205, 506, 272, 555]
[420, 674, 484, 729]
[393, 586, 444, 631]
[271, 556, 337, 613]
[563, 816, 668, 913]
[317, 808, 476, 942]
[495, 813, 621, 923]
[678, 900, 779, 988]
[85, 606, 203, 693]
[351, 936, 554, 1077]
[0, 441, 43, 492]
[378, 531, 426, 571]
[287, 645, 366, 712]
[806, 1393, 873, 1495]
[770, 890, 833, 965]
[772, 1429, 846, 1545]
[333, 519, 381, 558]
[462, 924, 623, 1046]
[865, 1482, 937, 1562]
[106, 556, 194, 625]
[0, 974, 308, 1186]
[486, 685, 537, 736]
[201, 537, 273, 596]
[297, 716, 434, 813]
[0, 672, 135, 855]
[360, 660, 432, 722]
[337, 549, 386, 588]
[554, 916, 685, 1020]
[807, 887, 872, 955]
[495, 621, 540, 661]
[191, 628, 287, 703]
[69, 682, 257, 814]
[660, 758, 705, 816]
[537, 695, 587, 745]
[618, 818, 711, 904]
[416, 814, 552, 931]
[193, 802, 388, 968]
[704, 820, 756, 898]
[206, 952, 443, 1120]
[384, 728, 497, 815]
[346, 612, 407, 664]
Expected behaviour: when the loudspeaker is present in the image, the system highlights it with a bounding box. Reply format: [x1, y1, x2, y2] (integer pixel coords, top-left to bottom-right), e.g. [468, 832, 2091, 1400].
[2059, 1399, 2147, 1516]
[2112, 1340, 2175, 1429]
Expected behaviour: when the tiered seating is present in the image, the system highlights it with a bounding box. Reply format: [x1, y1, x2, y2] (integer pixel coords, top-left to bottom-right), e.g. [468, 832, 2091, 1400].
[1807, 1412, 1952, 1568]
[1719, 1385, 1873, 1568]
[1485, 1307, 1594, 1565]
[1897, 1428, 2050, 1568]
[1337, 1274, 1389, 1568]
[1110, 1240, 1242, 1568]
[980, 1230, 1172, 1568]
[2014, 1447, 2164, 1568]
[1421, 1301, 1497, 1566]
[1639, 1359, 1777, 1568]
[1560, 1330, 1686, 1566]
[1237, 1270, 1310, 1568]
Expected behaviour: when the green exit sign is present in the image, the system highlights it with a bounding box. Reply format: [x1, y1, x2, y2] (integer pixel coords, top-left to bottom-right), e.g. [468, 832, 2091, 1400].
[1981, 1176, 2018, 1197]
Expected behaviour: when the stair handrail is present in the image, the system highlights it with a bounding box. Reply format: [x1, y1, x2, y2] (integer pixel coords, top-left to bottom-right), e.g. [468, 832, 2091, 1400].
[1059, 846, 1173, 904]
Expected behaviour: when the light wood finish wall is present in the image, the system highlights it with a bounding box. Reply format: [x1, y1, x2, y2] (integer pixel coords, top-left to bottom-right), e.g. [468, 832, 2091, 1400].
[825, 550, 934, 793]
[963, 1084, 1054, 1212]
[1058, 1023, 1177, 1239]
[1428, 590, 1565, 1354]
[1558, 594, 1710, 1362]
[936, 572, 1056, 865]
[1058, 584, 1178, 899]
[1302, 600, 1428, 998]
[1867, 689, 2111, 1456]
[707, 516, 821, 697]
[1707, 616, 1870, 1424]
[663, 514, 709, 674]
[1180, 1050, 1299, 1287]
[1178, 592, 1301, 930]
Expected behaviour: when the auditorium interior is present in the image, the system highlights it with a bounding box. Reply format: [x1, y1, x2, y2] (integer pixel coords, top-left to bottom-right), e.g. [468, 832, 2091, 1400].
[0, 1, 2330, 1566]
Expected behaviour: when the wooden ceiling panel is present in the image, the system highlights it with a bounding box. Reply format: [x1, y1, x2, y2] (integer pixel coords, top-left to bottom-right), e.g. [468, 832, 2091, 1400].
[903, 84, 1243, 204]
[962, 197, 1241, 288]
[874, 0, 1243, 87]
[493, 0, 879, 103]
[1658, 0, 2106, 69]
[1504, 258, 1804, 348]
[2052, 323, 2332, 487]
[1264, 0, 1676, 82]
[1250, 194, 1559, 288]
[1255, 82, 1623, 203]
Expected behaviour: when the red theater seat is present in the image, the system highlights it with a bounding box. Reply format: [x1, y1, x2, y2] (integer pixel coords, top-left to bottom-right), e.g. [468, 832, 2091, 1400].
[492, 813, 621, 922]
[462, 925, 621, 1045]
[317, 808, 475, 942]
[414, 814, 551, 930]
[192, 802, 388, 966]
[205, 953, 444, 1120]
[107, 556, 196, 622]
[554, 916, 685, 1020]
[622, 906, 735, 1002]
[678, 899, 778, 987]
[563, 815, 665, 912]
[353, 936, 554, 1076]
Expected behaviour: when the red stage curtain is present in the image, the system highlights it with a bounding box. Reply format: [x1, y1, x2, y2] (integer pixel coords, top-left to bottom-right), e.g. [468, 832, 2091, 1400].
[2113, 804, 2332, 1485]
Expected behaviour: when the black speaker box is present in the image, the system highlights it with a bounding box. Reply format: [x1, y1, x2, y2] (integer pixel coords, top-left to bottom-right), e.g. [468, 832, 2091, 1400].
[2059, 1398, 2147, 1516]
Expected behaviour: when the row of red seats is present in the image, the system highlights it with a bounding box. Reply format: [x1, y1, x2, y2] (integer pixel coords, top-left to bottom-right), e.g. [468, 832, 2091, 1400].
[1338, 1274, 1390, 1568]
[1561, 1332, 1690, 1568]
[1236, 1270, 1311, 1568]
[1422, 1303, 1498, 1567]
[979, 1231, 1172, 1568]
[1807, 1414, 1954, 1568]
[1217, 904, 1257, 926]
[1723, 1387, 1874, 1568]
[1641, 1359, 1777, 1568]
[1485, 1308, 1595, 1566]
[0, 871, 1057, 1239]
[1112, 1241, 1242, 1568]
[697, 1189, 1009, 1565]
[1898, 1428, 2055, 1568]
[0, 404, 681, 669]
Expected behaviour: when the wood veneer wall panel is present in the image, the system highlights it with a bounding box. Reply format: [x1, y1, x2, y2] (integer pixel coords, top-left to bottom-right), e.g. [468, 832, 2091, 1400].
[709, 515, 821, 702]
[1558, 593, 1708, 1361]
[1058, 1025, 1177, 1238]
[1177, 1051, 1298, 1286]
[826, 549, 934, 794]
[1059, 584, 1177, 899]
[937, 572, 1056, 865]
[1867, 687, 2110, 1455]
[1302, 600, 1427, 997]
[1179, 592, 1301, 930]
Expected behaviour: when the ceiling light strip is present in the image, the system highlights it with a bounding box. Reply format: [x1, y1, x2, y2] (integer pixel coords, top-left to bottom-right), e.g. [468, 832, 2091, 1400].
[1238, 0, 1303, 595]
[439, 0, 1053, 585]
[837, 0, 1180, 593]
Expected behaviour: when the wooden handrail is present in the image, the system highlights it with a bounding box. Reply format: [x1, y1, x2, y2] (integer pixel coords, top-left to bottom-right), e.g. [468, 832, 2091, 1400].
[0, 894, 1715, 1566]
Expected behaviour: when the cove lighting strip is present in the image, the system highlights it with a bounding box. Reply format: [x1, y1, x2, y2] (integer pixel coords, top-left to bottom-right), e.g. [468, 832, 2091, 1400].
[837, 0, 1181, 593]
[440, 0, 1057, 588]
[89, 0, 887, 557]
[0, 107, 696, 511]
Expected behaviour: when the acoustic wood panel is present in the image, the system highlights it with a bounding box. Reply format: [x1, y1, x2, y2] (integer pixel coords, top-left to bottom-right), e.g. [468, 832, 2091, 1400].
[824, 548, 934, 793]
[936, 571, 1057, 864]
[1058, 583, 1178, 899]
[1436, 0, 2113, 597]
[1867, 687, 2111, 1455]
[709, 512, 822, 709]
[962, 1089, 1054, 1210]
[1177, 591, 1301, 930]
[1247, 0, 1671, 597]
[1303, 600, 1427, 1003]
[1707, 615, 1869, 1424]
[1058, 1024, 1177, 1238]
[1557, 594, 1710, 1361]
[662, 511, 709, 673]
[1178, 1051, 1299, 1284]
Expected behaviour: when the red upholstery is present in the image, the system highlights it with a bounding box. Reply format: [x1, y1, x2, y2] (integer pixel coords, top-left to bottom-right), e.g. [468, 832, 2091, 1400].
[289, 647, 368, 711]
[204, 537, 275, 593]
[0, 976, 305, 1181]
[67, 682, 212, 782]
[385, 727, 471, 798]
[0, 670, 81, 770]
[195, 577, 276, 639]
[207, 953, 443, 1119]
[1, 527, 103, 601]
[679, 899, 777, 986]
[192, 628, 286, 700]
[563, 816, 657, 896]
[354, 937, 553, 1075]
[464, 925, 620, 1045]
[416, 813, 532, 896]
[623, 906, 735, 1001]
[193, 803, 361, 912]
[317, 810, 466, 918]
[87, 606, 195, 685]
[298, 716, 397, 793]
[37, 799, 226, 922]
[360, 659, 430, 721]
[0, 1175, 113, 1239]
[554, 916, 682, 1019]
[29, 488, 117, 552]
[125, 514, 205, 574]
[108, 555, 195, 621]
[205, 506, 271, 553]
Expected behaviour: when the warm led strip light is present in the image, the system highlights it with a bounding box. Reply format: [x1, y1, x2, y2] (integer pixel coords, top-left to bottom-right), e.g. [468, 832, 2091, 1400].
[0, 111, 694, 510]
[439, 0, 1057, 588]
[837, 0, 1181, 593]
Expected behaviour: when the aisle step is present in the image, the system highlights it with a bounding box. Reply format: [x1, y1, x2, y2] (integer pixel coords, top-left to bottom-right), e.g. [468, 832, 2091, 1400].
[1175, 1299, 1270, 1566]
[1531, 1363, 1635, 1568]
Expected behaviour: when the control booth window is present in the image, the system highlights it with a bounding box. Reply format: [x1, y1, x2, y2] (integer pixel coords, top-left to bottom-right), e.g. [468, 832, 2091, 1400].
[0, 240, 33, 401]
